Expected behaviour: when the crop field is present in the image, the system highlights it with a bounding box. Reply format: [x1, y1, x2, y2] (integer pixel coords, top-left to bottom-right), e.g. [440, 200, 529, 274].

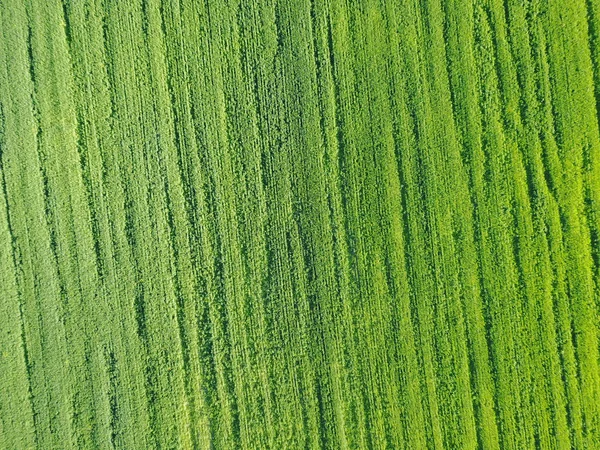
[1, 0, 600, 448]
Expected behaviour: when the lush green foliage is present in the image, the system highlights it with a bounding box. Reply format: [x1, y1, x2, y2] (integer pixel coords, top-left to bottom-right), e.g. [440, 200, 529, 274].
[1, 0, 600, 448]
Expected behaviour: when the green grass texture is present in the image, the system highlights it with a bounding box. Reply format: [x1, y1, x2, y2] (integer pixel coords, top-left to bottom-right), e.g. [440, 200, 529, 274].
[1, 0, 600, 448]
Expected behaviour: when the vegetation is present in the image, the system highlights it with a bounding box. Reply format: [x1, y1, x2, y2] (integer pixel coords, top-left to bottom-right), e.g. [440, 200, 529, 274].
[1, 0, 599, 448]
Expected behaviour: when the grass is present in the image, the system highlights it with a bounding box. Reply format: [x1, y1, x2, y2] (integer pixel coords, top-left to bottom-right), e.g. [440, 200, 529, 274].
[1, 0, 599, 448]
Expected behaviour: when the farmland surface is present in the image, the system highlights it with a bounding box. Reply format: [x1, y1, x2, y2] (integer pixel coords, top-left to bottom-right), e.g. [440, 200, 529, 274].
[1, 0, 600, 448]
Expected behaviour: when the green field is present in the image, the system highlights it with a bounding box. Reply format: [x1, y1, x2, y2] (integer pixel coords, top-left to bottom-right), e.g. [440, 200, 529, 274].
[1, 0, 600, 448]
